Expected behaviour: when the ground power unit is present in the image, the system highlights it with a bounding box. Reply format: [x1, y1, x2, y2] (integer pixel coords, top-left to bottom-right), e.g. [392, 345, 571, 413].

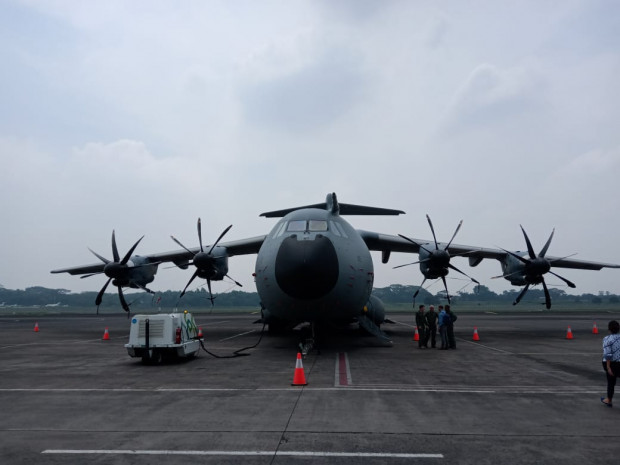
[125, 312, 201, 363]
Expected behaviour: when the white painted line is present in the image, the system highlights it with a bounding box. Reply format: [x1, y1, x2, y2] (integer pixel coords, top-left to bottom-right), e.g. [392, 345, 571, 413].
[459, 339, 512, 354]
[41, 449, 443, 458]
[218, 329, 257, 341]
[392, 319, 416, 328]
[0, 338, 118, 349]
[1, 386, 601, 394]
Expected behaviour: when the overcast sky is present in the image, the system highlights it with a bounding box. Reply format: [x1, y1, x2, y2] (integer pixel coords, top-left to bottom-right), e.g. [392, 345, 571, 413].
[1, 0, 619, 301]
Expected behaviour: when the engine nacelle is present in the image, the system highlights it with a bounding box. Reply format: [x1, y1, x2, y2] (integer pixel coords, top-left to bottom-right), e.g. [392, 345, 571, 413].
[364, 294, 386, 325]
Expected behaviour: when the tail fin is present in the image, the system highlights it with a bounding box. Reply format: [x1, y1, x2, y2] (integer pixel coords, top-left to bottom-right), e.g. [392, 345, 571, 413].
[260, 193, 405, 218]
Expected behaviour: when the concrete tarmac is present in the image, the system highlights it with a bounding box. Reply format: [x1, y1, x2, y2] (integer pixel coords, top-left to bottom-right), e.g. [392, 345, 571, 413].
[1, 310, 619, 464]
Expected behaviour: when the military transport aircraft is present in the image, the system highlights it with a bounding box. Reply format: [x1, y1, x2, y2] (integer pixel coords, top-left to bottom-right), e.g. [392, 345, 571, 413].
[51, 193, 620, 340]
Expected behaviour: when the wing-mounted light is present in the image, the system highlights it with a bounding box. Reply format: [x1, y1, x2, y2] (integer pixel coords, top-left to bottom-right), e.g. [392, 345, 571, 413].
[171, 219, 241, 305]
[395, 215, 479, 304]
[496, 225, 576, 309]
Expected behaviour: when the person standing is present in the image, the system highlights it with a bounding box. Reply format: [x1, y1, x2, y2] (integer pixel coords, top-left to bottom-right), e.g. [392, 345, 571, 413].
[415, 305, 428, 348]
[438, 306, 449, 350]
[601, 320, 620, 407]
[425, 305, 438, 348]
[446, 304, 457, 349]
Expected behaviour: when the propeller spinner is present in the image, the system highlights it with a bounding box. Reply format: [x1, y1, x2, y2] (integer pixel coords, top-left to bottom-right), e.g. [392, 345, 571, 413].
[171, 219, 241, 305]
[396, 215, 479, 303]
[83, 231, 146, 315]
[498, 225, 576, 309]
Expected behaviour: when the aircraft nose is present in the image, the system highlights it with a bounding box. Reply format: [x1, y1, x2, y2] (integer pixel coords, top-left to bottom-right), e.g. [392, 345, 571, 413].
[275, 235, 339, 300]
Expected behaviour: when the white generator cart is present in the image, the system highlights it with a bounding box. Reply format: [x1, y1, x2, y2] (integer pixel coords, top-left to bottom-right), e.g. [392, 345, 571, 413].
[125, 312, 201, 363]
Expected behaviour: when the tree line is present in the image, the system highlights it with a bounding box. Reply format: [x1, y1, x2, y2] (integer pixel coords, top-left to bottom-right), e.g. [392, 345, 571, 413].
[0, 284, 618, 309]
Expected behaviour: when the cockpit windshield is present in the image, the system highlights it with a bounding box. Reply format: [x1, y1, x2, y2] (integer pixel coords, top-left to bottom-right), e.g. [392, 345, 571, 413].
[286, 220, 328, 232]
[286, 220, 306, 232]
[308, 220, 328, 231]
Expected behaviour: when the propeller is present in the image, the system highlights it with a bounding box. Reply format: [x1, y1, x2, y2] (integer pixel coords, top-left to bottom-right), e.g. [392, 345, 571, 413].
[171, 218, 241, 305]
[396, 215, 479, 304]
[84, 231, 145, 315]
[499, 225, 576, 309]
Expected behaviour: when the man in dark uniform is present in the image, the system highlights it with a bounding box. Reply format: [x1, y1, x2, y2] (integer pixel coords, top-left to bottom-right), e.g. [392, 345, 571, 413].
[415, 305, 428, 348]
[445, 304, 457, 349]
[424, 305, 438, 348]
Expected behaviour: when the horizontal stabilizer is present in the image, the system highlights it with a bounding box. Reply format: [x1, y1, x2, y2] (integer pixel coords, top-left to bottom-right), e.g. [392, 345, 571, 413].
[260, 193, 405, 218]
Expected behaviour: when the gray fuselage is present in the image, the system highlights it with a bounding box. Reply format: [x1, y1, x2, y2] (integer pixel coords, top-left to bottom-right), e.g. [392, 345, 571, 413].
[254, 209, 374, 324]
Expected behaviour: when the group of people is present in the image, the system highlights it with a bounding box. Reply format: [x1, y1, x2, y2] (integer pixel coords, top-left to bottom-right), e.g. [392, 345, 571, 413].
[415, 304, 457, 350]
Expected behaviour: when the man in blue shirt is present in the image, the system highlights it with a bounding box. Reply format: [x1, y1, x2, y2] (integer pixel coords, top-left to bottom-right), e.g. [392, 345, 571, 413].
[601, 320, 620, 407]
[438, 306, 449, 350]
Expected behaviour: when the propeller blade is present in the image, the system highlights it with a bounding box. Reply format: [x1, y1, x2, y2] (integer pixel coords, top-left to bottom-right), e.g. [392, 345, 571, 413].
[118, 286, 130, 313]
[440, 276, 451, 303]
[513, 284, 530, 305]
[426, 214, 439, 249]
[393, 259, 428, 269]
[120, 235, 144, 265]
[81, 271, 104, 279]
[520, 225, 537, 259]
[226, 274, 243, 287]
[171, 235, 196, 256]
[207, 279, 215, 306]
[541, 278, 551, 309]
[95, 277, 112, 308]
[491, 268, 523, 280]
[539, 228, 555, 258]
[548, 253, 577, 263]
[548, 270, 576, 288]
[111, 230, 120, 263]
[398, 234, 433, 255]
[197, 218, 204, 253]
[208, 224, 233, 255]
[448, 263, 480, 284]
[445, 220, 463, 249]
[499, 247, 530, 265]
[88, 248, 110, 265]
[180, 270, 199, 298]
[413, 279, 427, 301]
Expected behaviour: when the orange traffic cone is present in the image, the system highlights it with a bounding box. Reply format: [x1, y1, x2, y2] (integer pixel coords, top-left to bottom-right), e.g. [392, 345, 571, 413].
[413, 326, 420, 341]
[198, 326, 203, 338]
[34, 322, 39, 332]
[102, 327, 110, 340]
[566, 326, 574, 340]
[472, 327, 480, 341]
[592, 322, 599, 334]
[291, 352, 308, 386]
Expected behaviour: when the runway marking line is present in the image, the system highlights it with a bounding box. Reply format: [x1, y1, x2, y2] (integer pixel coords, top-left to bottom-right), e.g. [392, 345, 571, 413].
[41, 449, 443, 458]
[335, 352, 352, 387]
[219, 329, 258, 341]
[1, 386, 602, 394]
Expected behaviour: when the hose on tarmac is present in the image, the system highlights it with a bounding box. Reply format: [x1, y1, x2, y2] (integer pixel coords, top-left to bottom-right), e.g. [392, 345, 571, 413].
[198, 323, 266, 358]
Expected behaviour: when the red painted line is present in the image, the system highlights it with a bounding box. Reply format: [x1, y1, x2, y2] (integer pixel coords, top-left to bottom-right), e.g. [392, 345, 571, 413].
[338, 352, 348, 386]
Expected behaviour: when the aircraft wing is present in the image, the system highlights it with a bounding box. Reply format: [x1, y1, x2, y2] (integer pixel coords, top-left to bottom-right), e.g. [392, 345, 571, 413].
[358, 230, 620, 270]
[50, 235, 267, 276]
[146, 235, 267, 263]
[358, 230, 502, 262]
[51, 263, 106, 276]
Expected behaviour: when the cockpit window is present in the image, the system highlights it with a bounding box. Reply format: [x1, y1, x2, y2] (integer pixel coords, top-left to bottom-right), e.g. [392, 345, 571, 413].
[308, 220, 328, 231]
[287, 220, 307, 232]
[286, 219, 329, 232]
[273, 221, 287, 238]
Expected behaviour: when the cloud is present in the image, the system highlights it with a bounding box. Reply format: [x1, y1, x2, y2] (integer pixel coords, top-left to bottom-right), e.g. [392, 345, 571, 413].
[446, 63, 542, 129]
[239, 47, 368, 132]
